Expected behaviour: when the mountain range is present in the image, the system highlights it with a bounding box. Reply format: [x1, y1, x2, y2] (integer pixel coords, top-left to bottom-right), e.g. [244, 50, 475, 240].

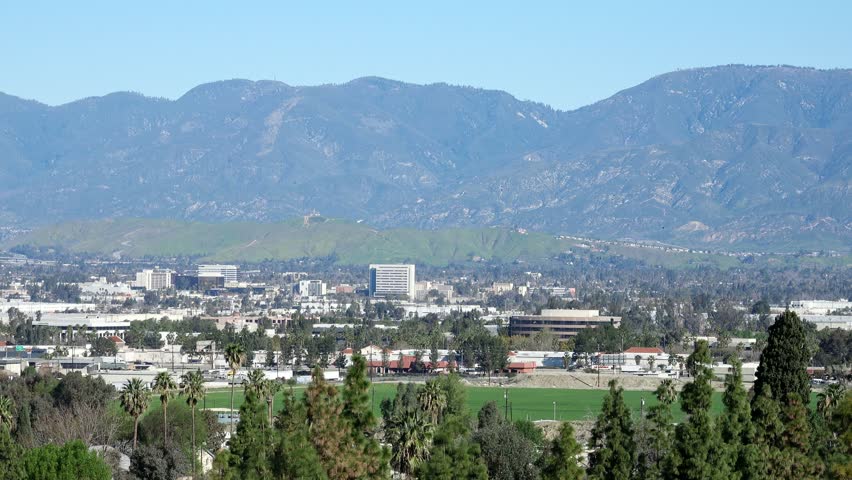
[1, 65, 850, 253]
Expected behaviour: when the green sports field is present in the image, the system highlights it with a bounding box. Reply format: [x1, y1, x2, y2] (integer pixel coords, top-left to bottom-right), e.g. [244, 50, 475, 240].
[188, 383, 726, 422]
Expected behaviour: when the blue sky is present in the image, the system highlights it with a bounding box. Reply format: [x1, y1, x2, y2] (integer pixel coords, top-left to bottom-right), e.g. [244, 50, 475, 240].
[2, 1, 850, 110]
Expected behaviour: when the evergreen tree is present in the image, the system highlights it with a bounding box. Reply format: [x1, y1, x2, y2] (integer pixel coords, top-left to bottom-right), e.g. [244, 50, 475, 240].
[636, 379, 676, 480]
[0, 426, 24, 480]
[340, 354, 389, 479]
[304, 367, 382, 479]
[539, 422, 585, 480]
[226, 392, 272, 479]
[773, 394, 823, 478]
[718, 357, 754, 478]
[588, 380, 635, 480]
[753, 310, 811, 405]
[271, 390, 327, 480]
[665, 340, 725, 480]
[416, 415, 488, 480]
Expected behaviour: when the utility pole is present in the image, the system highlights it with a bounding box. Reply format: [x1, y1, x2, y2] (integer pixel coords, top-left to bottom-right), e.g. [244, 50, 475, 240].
[553, 401, 556, 421]
[504, 389, 509, 420]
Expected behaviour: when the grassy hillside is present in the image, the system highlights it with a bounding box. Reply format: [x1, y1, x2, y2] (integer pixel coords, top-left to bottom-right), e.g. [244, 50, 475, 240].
[4, 217, 573, 266]
[7, 218, 847, 268]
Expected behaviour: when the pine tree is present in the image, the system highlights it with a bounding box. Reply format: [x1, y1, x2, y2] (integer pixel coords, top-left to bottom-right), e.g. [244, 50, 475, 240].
[415, 415, 487, 480]
[271, 390, 328, 480]
[665, 340, 724, 480]
[636, 380, 676, 480]
[773, 394, 823, 478]
[718, 357, 754, 478]
[304, 367, 381, 479]
[588, 380, 635, 480]
[540, 422, 585, 480]
[226, 392, 271, 479]
[753, 310, 811, 405]
[340, 354, 389, 479]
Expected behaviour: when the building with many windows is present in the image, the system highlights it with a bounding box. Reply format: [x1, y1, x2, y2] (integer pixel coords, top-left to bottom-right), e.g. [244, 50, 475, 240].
[134, 268, 173, 290]
[369, 264, 415, 298]
[296, 280, 327, 298]
[509, 309, 620, 341]
[197, 264, 239, 283]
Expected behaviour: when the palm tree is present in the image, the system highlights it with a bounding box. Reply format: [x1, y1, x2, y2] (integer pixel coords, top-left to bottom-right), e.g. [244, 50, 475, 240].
[386, 409, 433, 474]
[244, 368, 266, 396]
[417, 381, 447, 424]
[648, 355, 657, 372]
[0, 396, 14, 431]
[152, 371, 177, 445]
[119, 378, 150, 449]
[817, 383, 846, 418]
[182, 370, 205, 480]
[224, 343, 246, 436]
[634, 355, 642, 366]
[655, 379, 678, 406]
[262, 379, 280, 424]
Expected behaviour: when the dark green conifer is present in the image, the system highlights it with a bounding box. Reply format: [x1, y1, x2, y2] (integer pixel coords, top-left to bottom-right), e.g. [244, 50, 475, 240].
[588, 380, 635, 480]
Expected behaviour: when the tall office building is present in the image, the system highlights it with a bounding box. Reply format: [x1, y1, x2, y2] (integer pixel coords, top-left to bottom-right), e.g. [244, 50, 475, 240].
[197, 264, 239, 283]
[135, 268, 173, 291]
[369, 264, 415, 298]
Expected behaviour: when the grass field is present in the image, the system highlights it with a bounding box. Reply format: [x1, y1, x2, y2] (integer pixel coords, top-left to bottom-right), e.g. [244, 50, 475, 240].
[185, 383, 726, 422]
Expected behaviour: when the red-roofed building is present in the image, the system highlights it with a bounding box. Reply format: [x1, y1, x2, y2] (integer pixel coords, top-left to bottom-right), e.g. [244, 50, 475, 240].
[108, 335, 126, 349]
[504, 362, 537, 374]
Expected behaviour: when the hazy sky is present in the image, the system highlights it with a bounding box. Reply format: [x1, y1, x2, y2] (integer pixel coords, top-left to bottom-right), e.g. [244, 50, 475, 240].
[2, 1, 851, 110]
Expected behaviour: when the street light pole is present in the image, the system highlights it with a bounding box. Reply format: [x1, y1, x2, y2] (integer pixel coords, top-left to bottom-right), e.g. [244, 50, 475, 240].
[553, 401, 556, 421]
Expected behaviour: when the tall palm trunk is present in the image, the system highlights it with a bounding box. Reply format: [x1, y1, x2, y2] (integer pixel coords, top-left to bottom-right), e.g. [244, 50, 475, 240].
[133, 416, 139, 449]
[229, 376, 235, 436]
[163, 402, 168, 446]
[191, 406, 197, 479]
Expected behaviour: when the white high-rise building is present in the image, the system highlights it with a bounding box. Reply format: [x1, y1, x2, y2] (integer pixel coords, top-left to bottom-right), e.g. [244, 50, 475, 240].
[197, 264, 239, 283]
[297, 280, 327, 297]
[135, 268, 173, 291]
[369, 264, 415, 298]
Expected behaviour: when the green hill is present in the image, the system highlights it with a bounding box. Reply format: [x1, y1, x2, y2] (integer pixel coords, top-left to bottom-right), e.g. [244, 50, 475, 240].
[4, 218, 571, 266]
[7, 218, 848, 268]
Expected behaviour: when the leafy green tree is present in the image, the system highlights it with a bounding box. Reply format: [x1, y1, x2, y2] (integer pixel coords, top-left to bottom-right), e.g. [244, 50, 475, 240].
[539, 421, 584, 480]
[588, 380, 635, 480]
[0, 425, 24, 480]
[415, 415, 488, 480]
[130, 441, 191, 480]
[119, 378, 150, 450]
[473, 401, 539, 480]
[224, 343, 246, 437]
[753, 311, 811, 405]
[181, 370, 205, 479]
[21, 440, 112, 480]
[89, 336, 118, 357]
[152, 371, 178, 445]
[827, 393, 852, 478]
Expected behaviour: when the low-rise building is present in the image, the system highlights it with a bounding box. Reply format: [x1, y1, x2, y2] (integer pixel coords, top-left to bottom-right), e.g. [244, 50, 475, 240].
[509, 309, 620, 341]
